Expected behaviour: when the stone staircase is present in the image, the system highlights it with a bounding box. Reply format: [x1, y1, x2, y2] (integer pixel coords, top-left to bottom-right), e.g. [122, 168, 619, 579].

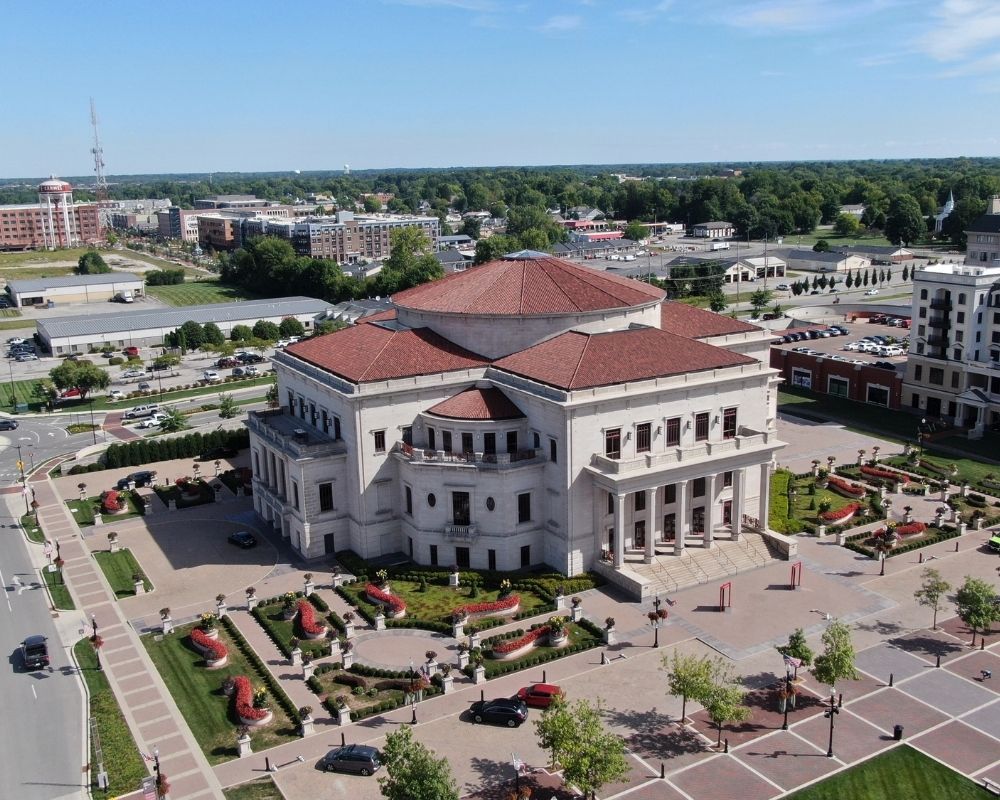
[631, 532, 781, 596]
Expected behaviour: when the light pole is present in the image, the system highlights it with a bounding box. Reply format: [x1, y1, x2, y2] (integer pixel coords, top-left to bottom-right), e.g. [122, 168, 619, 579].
[825, 687, 839, 757]
[15, 444, 29, 514]
[781, 666, 793, 730]
[153, 745, 161, 798]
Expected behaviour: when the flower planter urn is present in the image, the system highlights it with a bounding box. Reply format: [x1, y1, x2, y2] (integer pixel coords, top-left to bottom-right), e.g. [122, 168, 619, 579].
[374, 612, 386, 631]
[109, 539, 120, 554]
[469, 632, 481, 649]
[342, 650, 355, 669]
[473, 665, 486, 684]
[457, 651, 470, 670]
[441, 674, 454, 694]
[247, 595, 259, 611]
[299, 713, 314, 737]
[935, 513, 945, 526]
[133, 579, 145, 596]
[302, 661, 315, 680]
[452, 621, 465, 639]
[290, 647, 302, 667]
[93, 513, 103, 527]
[571, 605, 583, 622]
[238, 734, 253, 758]
[817, 524, 827, 537]
[303, 579, 314, 596]
[282, 605, 296, 621]
[554, 593, 566, 611]
[603, 626, 617, 646]
[336, 706, 352, 726]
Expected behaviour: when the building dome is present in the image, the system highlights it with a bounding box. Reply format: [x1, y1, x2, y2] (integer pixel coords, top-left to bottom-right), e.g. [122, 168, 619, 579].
[38, 176, 72, 193]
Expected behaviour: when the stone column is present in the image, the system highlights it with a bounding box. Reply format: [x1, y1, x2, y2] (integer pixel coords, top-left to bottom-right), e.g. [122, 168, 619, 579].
[644, 486, 657, 564]
[703, 474, 716, 548]
[613, 492, 626, 568]
[674, 480, 688, 556]
[758, 462, 772, 531]
[731, 468, 745, 541]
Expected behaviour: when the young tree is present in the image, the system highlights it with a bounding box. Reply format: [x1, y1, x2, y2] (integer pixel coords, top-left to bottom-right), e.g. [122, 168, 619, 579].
[623, 221, 648, 242]
[811, 275, 819, 290]
[157, 408, 187, 433]
[833, 213, 861, 237]
[378, 726, 458, 800]
[252, 320, 280, 341]
[813, 239, 830, 252]
[885, 268, 892, 284]
[76, 250, 110, 274]
[218, 394, 239, 419]
[534, 695, 576, 767]
[862, 270, 869, 287]
[663, 651, 713, 723]
[701, 659, 751, 746]
[812, 620, 860, 686]
[954, 576, 1000, 647]
[749, 289, 772, 317]
[845, 272, 854, 289]
[49, 360, 110, 399]
[777, 628, 814, 675]
[558, 699, 629, 799]
[828, 276, 838, 291]
[202, 322, 225, 347]
[278, 317, 305, 337]
[913, 568, 951, 630]
[707, 289, 728, 313]
[902, 264, 909, 282]
[152, 354, 180, 371]
[230, 324, 253, 342]
[818, 275, 828, 290]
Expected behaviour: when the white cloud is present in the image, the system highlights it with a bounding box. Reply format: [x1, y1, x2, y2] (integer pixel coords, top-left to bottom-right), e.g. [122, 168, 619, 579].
[620, 0, 674, 24]
[537, 14, 582, 32]
[390, 0, 497, 9]
[721, 0, 898, 33]
[919, 0, 1000, 62]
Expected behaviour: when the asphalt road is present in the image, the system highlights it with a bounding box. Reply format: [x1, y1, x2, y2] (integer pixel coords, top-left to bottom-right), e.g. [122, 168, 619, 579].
[0, 496, 86, 800]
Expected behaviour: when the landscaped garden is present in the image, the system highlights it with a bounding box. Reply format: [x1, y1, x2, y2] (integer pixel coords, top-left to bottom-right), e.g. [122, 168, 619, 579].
[471, 617, 603, 678]
[218, 467, 253, 496]
[93, 549, 153, 597]
[74, 638, 149, 797]
[251, 594, 337, 659]
[784, 745, 981, 800]
[222, 777, 285, 800]
[769, 468, 882, 535]
[154, 477, 217, 509]
[307, 662, 442, 720]
[143, 618, 300, 763]
[67, 488, 145, 526]
[842, 522, 959, 559]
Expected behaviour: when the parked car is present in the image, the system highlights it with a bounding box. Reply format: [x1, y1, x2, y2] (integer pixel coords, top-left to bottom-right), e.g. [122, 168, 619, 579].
[137, 412, 168, 429]
[236, 352, 265, 364]
[15, 353, 38, 361]
[122, 369, 145, 379]
[123, 346, 140, 357]
[228, 531, 257, 549]
[516, 683, 564, 709]
[20, 635, 50, 670]
[202, 370, 221, 382]
[108, 390, 124, 401]
[200, 446, 238, 461]
[0, 418, 18, 431]
[775, 283, 790, 290]
[843, 342, 862, 351]
[217, 357, 239, 368]
[469, 698, 528, 727]
[137, 382, 152, 392]
[116, 470, 157, 490]
[865, 288, 879, 296]
[6, 337, 26, 346]
[319, 744, 382, 776]
[123, 404, 159, 419]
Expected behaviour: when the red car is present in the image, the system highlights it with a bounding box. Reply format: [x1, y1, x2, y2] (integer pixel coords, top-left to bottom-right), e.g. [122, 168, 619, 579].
[124, 346, 140, 357]
[515, 683, 563, 709]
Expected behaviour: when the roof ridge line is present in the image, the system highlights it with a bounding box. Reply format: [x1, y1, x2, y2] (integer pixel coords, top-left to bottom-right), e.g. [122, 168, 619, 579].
[567, 330, 591, 390]
[358, 327, 398, 381]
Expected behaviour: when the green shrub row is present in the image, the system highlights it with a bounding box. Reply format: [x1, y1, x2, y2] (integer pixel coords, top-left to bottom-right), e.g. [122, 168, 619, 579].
[249, 603, 334, 660]
[100, 428, 250, 470]
[464, 637, 601, 679]
[320, 683, 442, 721]
[844, 525, 960, 558]
[307, 593, 346, 634]
[219, 616, 302, 723]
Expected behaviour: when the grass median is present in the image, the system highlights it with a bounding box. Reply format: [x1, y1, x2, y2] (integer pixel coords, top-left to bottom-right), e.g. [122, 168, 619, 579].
[93, 549, 153, 597]
[42, 565, 75, 609]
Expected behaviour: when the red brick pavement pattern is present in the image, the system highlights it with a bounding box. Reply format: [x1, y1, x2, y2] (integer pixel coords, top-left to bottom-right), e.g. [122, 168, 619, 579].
[733, 730, 840, 790]
[104, 410, 142, 440]
[945, 651, 1000, 695]
[797, 671, 882, 705]
[886, 629, 970, 664]
[847, 688, 949, 737]
[910, 721, 1000, 775]
[689, 688, 827, 748]
[627, 722, 714, 773]
[611, 779, 689, 800]
[938, 615, 1000, 646]
[670, 754, 780, 800]
[791, 708, 896, 765]
[461, 770, 576, 800]
[592, 753, 658, 798]
[976, 762, 1000, 788]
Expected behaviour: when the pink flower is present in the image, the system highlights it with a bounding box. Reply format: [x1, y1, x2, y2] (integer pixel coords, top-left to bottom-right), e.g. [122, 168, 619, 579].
[454, 594, 520, 618]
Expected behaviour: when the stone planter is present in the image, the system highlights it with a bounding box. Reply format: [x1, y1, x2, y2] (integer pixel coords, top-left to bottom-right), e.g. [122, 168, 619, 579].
[452, 621, 465, 639]
[469, 632, 481, 649]
[473, 665, 486, 684]
[161, 617, 173, 635]
[940, 489, 949, 502]
[342, 650, 355, 669]
[332, 574, 344, 588]
[959, 522, 968, 536]
[374, 613, 386, 631]
[603, 627, 616, 646]
[143, 497, 153, 515]
[299, 714, 314, 737]
[290, 647, 302, 667]
[282, 606, 297, 621]
[549, 629, 568, 648]
[133, 579, 145, 596]
[571, 605, 583, 622]
[205, 654, 229, 670]
[448, 571, 460, 588]
[336, 706, 351, 726]
[836, 532, 847, 546]
[441, 674, 454, 694]
[203, 628, 220, 641]
[302, 626, 328, 641]
[923, 486, 930, 497]
[240, 709, 273, 727]
[109, 540, 120, 554]
[216, 601, 227, 618]
[343, 621, 355, 639]
[238, 734, 253, 758]
[457, 651, 470, 670]
[302, 661, 315, 680]
[961, 484, 970, 497]
[554, 594, 566, 611]
[425, 660, 439, 676]
[247, 596, 259, 611]
[976, 517, 985, 530]
[93, 513, 103, 527]
[304, 580, 314, 596]
[817, 524, 827, 537]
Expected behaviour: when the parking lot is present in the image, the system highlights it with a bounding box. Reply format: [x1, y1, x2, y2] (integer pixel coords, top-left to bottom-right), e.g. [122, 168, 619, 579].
[769, 316, 911, 370]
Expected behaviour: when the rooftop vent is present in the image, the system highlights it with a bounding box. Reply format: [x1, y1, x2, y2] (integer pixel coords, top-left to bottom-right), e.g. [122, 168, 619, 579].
[293, 428, 309, 443]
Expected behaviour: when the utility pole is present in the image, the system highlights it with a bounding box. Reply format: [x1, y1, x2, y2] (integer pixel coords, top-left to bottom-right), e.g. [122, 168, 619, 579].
[90, 98, 111, 235]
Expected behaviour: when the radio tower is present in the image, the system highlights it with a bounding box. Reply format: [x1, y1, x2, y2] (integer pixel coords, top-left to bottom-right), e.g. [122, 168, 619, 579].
[90, 97, 111, 234]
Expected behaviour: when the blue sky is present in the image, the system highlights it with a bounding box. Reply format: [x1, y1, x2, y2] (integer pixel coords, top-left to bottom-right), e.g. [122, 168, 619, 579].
[2, 0, 999, 177]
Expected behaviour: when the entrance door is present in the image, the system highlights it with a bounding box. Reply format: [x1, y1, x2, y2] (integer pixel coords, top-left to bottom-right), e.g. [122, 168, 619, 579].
[607, 527, 615, 554]
[723, 500, 732, 525]
[324, 533, 335, 554]
[455, 546, 470, 569]
[926, 396, 942, 418]
[663, 513, 675, 541]
[488, 549, 496, 571]
[634, 520, 646, 548]
[692, 507, 704, 534]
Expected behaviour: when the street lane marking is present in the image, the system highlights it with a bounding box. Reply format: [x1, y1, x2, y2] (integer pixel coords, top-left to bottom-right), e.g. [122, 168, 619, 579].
[31, 685, 36, 700]
[0, 569, 10, 613]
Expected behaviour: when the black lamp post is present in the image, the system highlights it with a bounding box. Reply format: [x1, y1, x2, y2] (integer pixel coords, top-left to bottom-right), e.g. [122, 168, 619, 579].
[153, 746, 161, 798]
[781, 666, 793, 730]
[825, 688, 839, 757]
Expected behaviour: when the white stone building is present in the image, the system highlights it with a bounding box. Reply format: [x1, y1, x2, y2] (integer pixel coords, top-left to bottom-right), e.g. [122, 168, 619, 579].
[249, 251, 784, 590]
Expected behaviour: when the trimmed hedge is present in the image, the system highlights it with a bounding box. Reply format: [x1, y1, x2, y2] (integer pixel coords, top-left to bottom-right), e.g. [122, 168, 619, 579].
[102, 428, 250, 470]
[250, 599, 334, 660]
[307, 593, 346, 635]
[844, 525, 960, 558]
[466, 618, 603, 679]
[219, 615, 301, 723]
[310, 661, 443, 721]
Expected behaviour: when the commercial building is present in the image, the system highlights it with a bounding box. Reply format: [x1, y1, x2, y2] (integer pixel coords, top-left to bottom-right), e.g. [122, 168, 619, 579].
[965, 196, 1000, 266]
[784, 250, 869, 274]
[36, 296, 331, 354]
[771, 350, 902, 408]
[692, 221, 736, 239]
[248, 251, 783, 594]
[0, 178, 101, 251]
[157, 203, 320, 244]
[6, 273, 145, 308]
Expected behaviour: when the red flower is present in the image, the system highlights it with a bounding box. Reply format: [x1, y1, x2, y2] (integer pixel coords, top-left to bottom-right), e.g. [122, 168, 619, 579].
[492, 626, 548, 655]
[827, 476, 866, 498]
[861, 465, 904, 481]
[894, 522, 927, 537]
[191, 627, 228, 661]
[100, 489, 122, 513]
[365, 583, 406, 614]
[233, 675, 268, 721]
[454, 594, 520, 618]
[296, 599, 325, 636]
[820, 502, 861, 522]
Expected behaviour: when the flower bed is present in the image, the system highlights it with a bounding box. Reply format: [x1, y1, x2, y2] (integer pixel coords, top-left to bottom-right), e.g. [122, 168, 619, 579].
[190, 627, 228, 667]
[454, 593, 521, 620]
[844, 525, 959, 558]
[861, 465, 904, 482]
[232, 675, 272, 726]
[491, 625, 549, 659]
[820, 502, 862, 524]
[827, 476, 866, 499]
[892, 521, 927, 537]
[100, 489, 125, 514]
[471, 620, 603, 678]
[296, 599, 327, 639]
[364, 583, 406, 617]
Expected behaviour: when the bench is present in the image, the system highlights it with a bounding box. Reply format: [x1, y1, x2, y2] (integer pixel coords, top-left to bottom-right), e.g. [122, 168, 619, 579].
[984, 778, 1000, 797]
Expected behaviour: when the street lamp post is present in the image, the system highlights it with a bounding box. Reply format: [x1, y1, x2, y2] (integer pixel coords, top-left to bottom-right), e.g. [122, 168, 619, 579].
[15, 444, 29, 514]
[781, 666, 793, 730]
[152, 746, 161, 798]
[825, 687, 839, 757]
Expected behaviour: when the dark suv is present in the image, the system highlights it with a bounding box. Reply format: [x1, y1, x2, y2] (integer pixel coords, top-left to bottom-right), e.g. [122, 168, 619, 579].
[0, 418, 18, 431]
[21, 635, 50, 670]
[320, 744, 382, 776]
[116, 470, 157, 490]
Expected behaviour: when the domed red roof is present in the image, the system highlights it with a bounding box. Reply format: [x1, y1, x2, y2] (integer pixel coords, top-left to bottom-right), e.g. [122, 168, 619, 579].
[393, 250, 663, 316]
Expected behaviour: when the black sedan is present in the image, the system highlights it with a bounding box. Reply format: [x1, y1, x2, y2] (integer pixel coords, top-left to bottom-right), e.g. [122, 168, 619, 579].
[469, 698, 528, 727]
[0, 418, 18, 431]
[116, 470, 157, 490]
[228, 531, 257, 549]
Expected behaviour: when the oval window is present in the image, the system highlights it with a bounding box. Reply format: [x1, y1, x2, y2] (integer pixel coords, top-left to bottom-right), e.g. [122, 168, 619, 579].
[427, 493, 436, 507]
[486, 496, 496, 512]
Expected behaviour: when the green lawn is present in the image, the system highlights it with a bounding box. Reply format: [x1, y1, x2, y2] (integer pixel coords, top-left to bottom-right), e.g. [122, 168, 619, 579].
[67, 492, 144, 527]
[146, 280, 258, 307]
[20, 512, 44, 544]
[0, 318, 35, 331]
[784, 746, 980, 800]
[93, 549, 153, 597]
[42, 565, 75, 609]
[0, 247, 95, 269]
[780, 230, 894, 249]
[779, 389, 911, 443]
[480, 621, 601, 677]
[884, 450, 1000, 488]
[253, 601, 332, 658]
[0, 308, 23, 318]
[74, 638, 149, 797]
[223, 777, 285, 800]
[143, 622, 299, 764]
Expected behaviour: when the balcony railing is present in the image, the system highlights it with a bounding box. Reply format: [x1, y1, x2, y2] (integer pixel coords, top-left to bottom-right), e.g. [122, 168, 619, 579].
[927, 316, 950, 329]
[929, 299, 952, 311]
[395, 442, 544, 470]
[444, 524, 478, 540]
[248, 410, 346, 460]
[927, 336, 949, 348]
[589, 428, 774, 476]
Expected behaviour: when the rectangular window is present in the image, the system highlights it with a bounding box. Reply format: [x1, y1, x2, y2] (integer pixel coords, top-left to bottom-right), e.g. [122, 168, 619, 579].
[455, 546, 470, 569]
[443, 431, 453, 453]
[321, 409, 329, 434]
[957, 311, 965, 323]
[287, 390, 294, 410]
[373, 430, 386, 453]
[866, 384, 890, 407]
[520, 545, 531, 568]
[607, 492, 614, 515]
[488, 549, 496, 571]
[404, 486, 412, 516]
[723, 471, 733, 488]
[452, 491, 471, 526]
[428, 427, 436, 451]
[692, 477, 706, 497]
[483, 432, 496, 455]
[828, 376, 850, 398]
[375, 481, 391, 512]
[722, 408, 737, 439]
[636, 422, 651, 453]
[298, 397, 306, 419]
[319, 482, 334, 512]
[914, 365, 922, 381]
[549, 438, 557, 463]
[402, 426, 412, 445]
[506, 431, 518, 454]
[518, 492, 531, 523]
[333, 416, 341, 440]
[429, 544, 438, 567]
[929, 368, 944, 386]
[605, 428, 621, 459]
[955, 330, 964, 342]
[634, 491, 646, 512]
[951, 372, 960, 388]
[292, 481, 300, 510]
[695, 412, 710, 442]
[461, 432, 474, 454]
[665, 484, 677, 504]
[666, 417, 680, 446]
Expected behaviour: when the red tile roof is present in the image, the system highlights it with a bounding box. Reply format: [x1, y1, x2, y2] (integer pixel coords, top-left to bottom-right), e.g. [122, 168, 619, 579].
[393, 251, 664, 315]
[492, 327, 754, 390]
[357, 308, 397, 324]
[284, 322, 488, 383]
[660, 302, 761, 339]
[426, 386, 525, 421]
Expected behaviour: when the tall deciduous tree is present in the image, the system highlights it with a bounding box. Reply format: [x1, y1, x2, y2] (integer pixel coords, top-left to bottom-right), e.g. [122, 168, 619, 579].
[884, 194, 925, 246]
[378, 726, 458, 800]
[777, 628, 815, 673]
[202, 322, 225, 347]
[812, 620, 860, 686]
[954, 576, 1000, 646]
[49, 360, 110, 399]
[76, 250, 110, 274]
[252, 320, 280, 341]
[913, 568, 951, 630]
[833, 213, 861, 236]
[623, 221, 648, 242]
[663, 651, 713, 723]
[534, 695, 576, 767]
[701, 659, 751, 746]
[749, 289, 773, 317]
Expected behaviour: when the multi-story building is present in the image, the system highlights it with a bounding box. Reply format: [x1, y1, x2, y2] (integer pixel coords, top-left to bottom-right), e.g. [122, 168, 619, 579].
[902, 197, 1000, 436]
[0, 178, 101, 251]
[194, 194, 269, 209]
[247, 251, 783, 593]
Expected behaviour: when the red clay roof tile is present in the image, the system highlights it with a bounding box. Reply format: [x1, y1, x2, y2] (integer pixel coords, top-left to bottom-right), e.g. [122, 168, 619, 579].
[426, 386, 525, 421]
[492, 326, 754, 390]
[660, 302, 761, 338]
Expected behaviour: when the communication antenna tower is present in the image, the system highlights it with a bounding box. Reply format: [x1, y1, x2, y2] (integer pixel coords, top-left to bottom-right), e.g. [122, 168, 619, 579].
[90, 97, 111, 232]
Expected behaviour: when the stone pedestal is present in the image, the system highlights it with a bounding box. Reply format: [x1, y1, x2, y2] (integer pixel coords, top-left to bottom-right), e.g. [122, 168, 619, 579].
[299, 715, 314, 737]
[332, 574, 344, 588]
[143, 498, 153, 516]
[811, 464, 820, 477]
[604, 627, 617, 645]
[342, 651, 355, 669]
[940, 489, 949, 502]
[554, 594, 566, 611]
[950, 508, 959, 523]
[247, 596, 259, 611]
[958, 522, 968, 536]
[976, 516, 985, 530]
[374, 613, 386, 631]
[904, 512, 913, 524]
[473, 665, 486, 684]
[961, 484, 970, 497]
[452, 622, 465, 639]
[449, 572, 460, 588]
[457, 651, 470, 670]
[817, 525, 827, 537]
[237, 735, 252, 758]
[336, 706, 351, 726]
[161, 617, 173, 635]
[425, 660, 438, 676]
[343, 621, 355, 639]
[216, 601, 227, 618]
[304, 580, 314, 596]
[109, 540, 120, 553]
[469, 632, 481, 649]
[133, 579, 145, 595]
[290, 647, 302, 667]
[923, 486, 930, 497]
[571, 605, 583, 622]
[935, 513, 945, 527]
[302, 661, 315, 680]
[836, 532, 847, 545]
[442, 674, 454, 694]
[93, 513, 103, 527]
